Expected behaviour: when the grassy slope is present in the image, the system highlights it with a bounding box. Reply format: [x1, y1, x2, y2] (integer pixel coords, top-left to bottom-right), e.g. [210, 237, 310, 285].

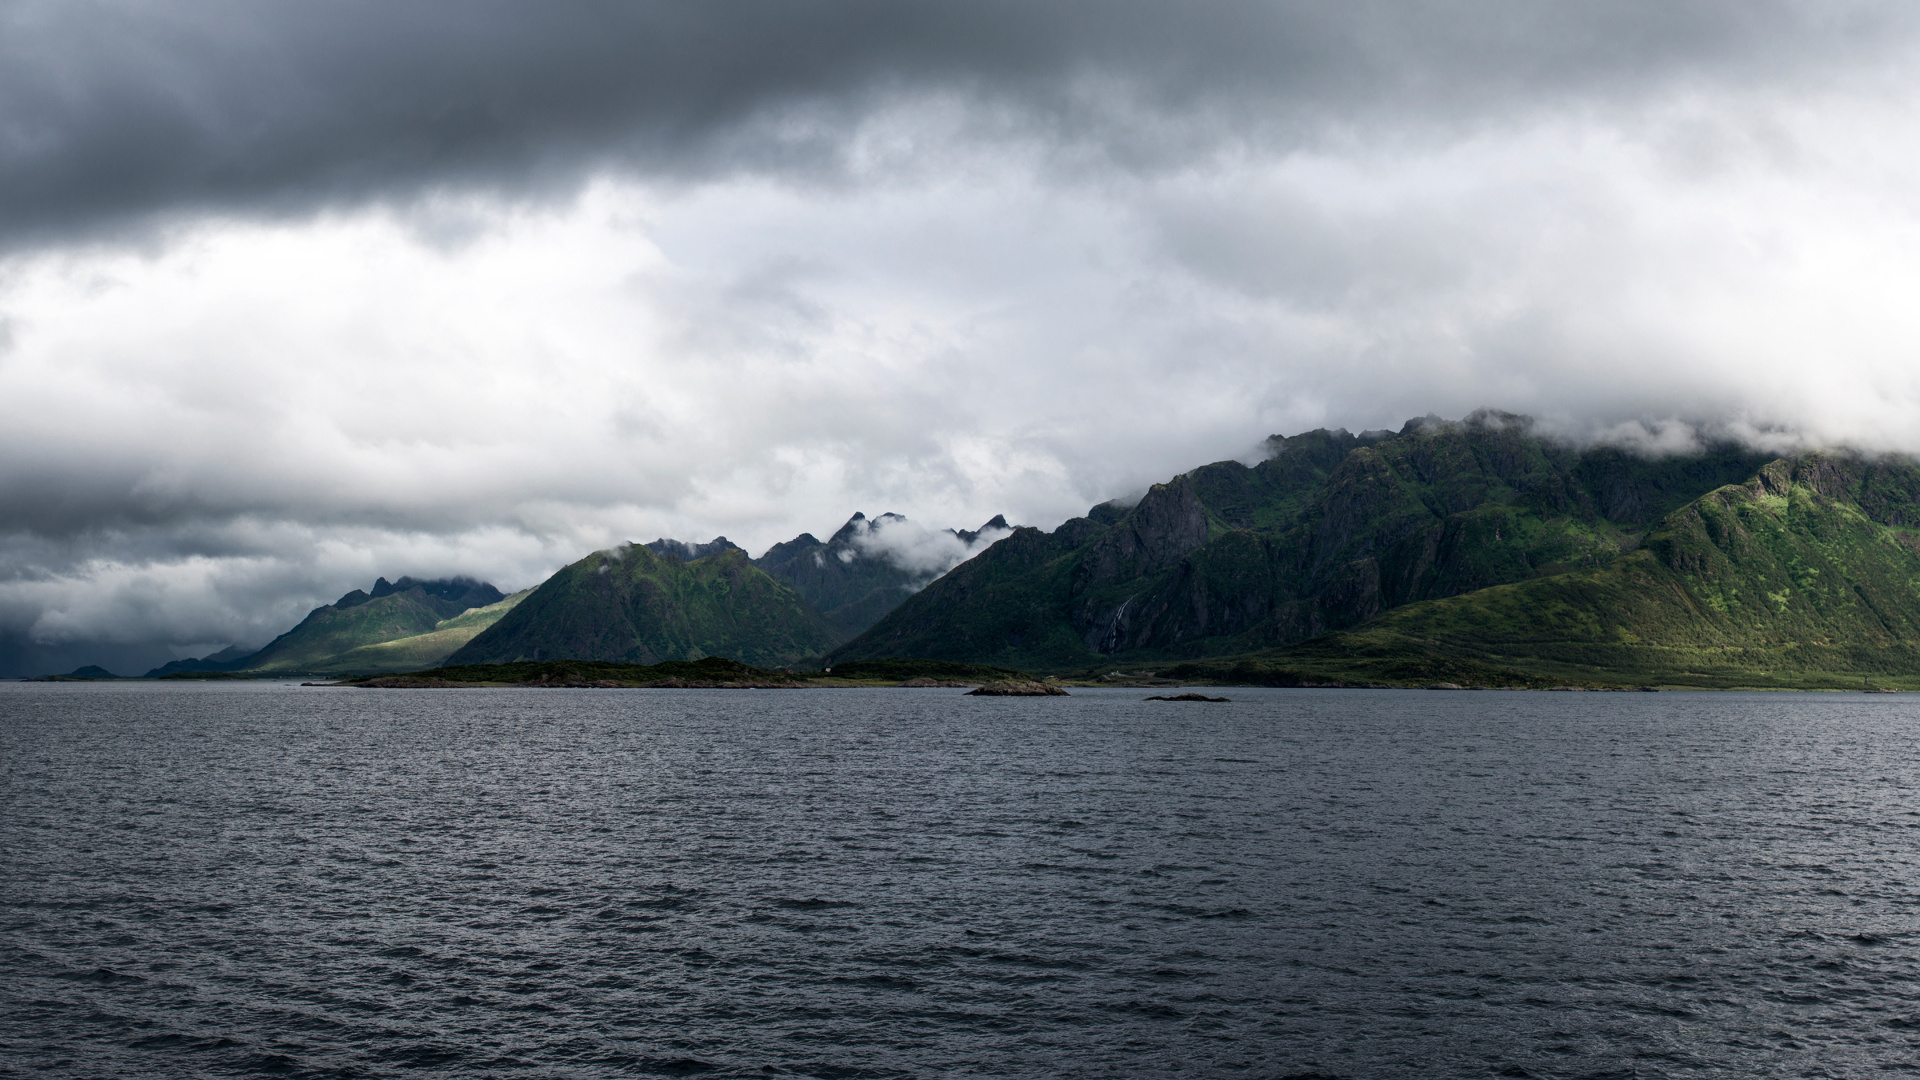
[1170, 455, 1920, 688]
[830, 415, 1771, 670]
[315, 590, 531, 673]
[242, 590, 466, 672]
[447, 545, 841, 668]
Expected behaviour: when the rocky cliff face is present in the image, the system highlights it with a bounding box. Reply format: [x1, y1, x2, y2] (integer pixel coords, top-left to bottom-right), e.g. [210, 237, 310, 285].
[750, 513, 922, 638]
[753, 512, 1009, 638]
[827, 410, 1774, 669]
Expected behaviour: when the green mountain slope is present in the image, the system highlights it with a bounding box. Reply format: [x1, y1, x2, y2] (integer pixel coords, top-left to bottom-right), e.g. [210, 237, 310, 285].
[241, 576, 507, 673]
[1173, 454, 1920, 689]
[311, 589, 530, 673]
[829, 411, 1771, 670]
[446, 544, 839, 667]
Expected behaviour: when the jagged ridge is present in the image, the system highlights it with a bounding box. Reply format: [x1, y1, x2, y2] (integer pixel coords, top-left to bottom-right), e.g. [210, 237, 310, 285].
[829, 411, 1774, 669]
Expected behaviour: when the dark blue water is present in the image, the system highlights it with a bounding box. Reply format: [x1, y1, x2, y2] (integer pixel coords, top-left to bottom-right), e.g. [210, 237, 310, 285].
[3, 683, 1919, 1079]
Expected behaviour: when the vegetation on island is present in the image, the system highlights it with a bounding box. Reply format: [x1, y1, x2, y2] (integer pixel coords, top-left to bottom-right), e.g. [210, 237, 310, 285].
[122, 512, 994, 681]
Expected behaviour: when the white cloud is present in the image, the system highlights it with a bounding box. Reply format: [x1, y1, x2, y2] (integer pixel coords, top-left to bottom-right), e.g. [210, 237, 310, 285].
[848, 514, 1014, 579]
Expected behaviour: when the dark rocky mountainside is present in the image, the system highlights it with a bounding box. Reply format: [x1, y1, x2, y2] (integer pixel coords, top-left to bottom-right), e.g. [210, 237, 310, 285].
[753, 512, 1008, 638]
[754, 512, 919, 637]
[1179, 452, 1920, 688]
[829, 411, 1775, 670]
[446, 544, 838, 668]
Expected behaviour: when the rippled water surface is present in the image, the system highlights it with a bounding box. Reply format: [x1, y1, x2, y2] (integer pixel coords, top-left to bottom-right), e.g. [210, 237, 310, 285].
[4, 683, 1920, 1078]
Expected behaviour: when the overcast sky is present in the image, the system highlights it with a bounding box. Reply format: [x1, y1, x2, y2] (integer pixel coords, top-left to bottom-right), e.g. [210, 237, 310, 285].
[4, 1, 1920, 672]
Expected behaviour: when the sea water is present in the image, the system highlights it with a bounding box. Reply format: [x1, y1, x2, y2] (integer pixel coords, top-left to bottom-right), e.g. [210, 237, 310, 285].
[3, 682, 1918, 1078]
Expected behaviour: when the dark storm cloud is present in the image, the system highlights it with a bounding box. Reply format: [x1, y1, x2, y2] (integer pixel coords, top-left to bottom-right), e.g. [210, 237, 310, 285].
[0, 0, 1903, 246]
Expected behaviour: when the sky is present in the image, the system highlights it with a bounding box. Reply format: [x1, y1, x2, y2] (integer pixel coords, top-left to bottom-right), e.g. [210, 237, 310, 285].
[5, 1, 1920, 674]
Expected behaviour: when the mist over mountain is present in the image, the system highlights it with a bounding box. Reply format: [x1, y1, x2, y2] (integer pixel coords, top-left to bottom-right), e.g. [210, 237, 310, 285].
[751, 512, 1011, 637]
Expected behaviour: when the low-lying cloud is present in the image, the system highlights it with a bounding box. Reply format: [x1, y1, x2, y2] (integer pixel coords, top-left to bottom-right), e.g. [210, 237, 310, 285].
[849, 514, 1014, 580]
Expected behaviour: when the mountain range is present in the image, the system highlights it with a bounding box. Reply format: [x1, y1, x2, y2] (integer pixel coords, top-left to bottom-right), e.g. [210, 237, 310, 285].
[447, 513, 1009, 667]
[103, 411, 1920, 687]
[826, 410, 1920, 687]
[828, 411, 1769, 667]
[136, 514, 1003, 677]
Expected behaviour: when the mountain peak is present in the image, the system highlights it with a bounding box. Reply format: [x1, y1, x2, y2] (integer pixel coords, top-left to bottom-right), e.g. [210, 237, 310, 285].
[643, 537, 744, 562]
[828, 513, 874, 545]
[368, 575, 502, 606]
[954, 515, 1010, 545]
[340, 576, 504, 609]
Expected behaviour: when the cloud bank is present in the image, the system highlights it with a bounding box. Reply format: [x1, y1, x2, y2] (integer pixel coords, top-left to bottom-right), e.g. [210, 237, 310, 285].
[848, 514, 1014, 580]
[3, 2, 1920, 670]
